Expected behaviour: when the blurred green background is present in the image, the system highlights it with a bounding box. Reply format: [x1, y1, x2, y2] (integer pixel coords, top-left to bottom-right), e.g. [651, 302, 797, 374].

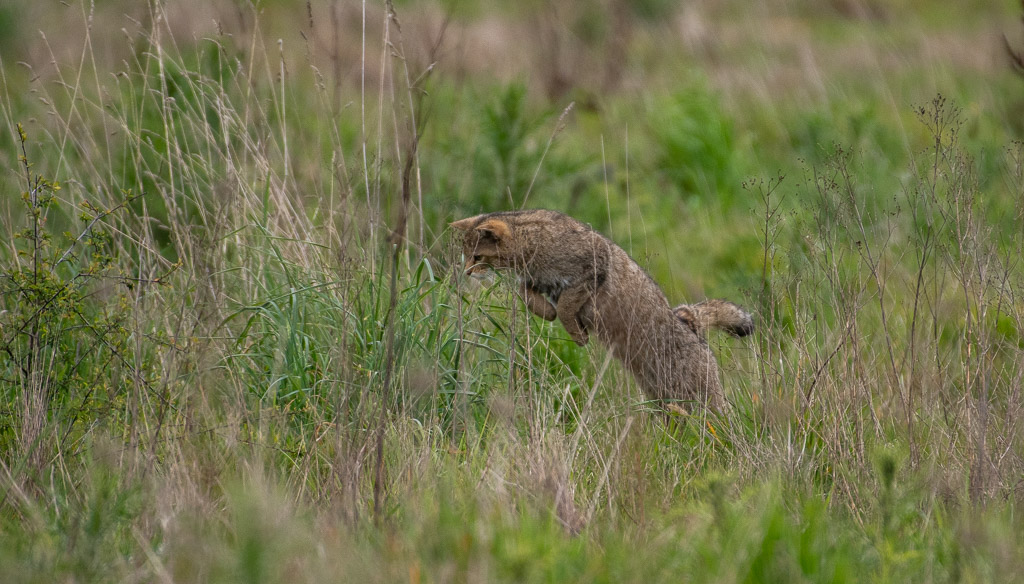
[2, 1, 1024, 582]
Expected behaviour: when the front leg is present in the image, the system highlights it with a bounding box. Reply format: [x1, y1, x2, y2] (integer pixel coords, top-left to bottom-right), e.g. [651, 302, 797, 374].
[555, 284, 593, 346]
[519, 283, 557, 321]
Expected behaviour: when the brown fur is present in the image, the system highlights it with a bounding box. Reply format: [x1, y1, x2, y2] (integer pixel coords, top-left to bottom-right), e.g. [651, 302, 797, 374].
[451, 209, 753, 411]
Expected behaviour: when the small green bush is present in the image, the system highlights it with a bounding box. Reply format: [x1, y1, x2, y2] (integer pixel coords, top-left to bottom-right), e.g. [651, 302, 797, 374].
[649, 79, 747, 207]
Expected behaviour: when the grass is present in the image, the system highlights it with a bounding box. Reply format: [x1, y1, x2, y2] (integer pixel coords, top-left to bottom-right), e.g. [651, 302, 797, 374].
[1, 0, 1024, 582]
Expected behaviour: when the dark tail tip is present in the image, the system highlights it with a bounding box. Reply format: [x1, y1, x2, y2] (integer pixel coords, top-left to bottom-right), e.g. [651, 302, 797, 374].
[725, 318, 755, 338]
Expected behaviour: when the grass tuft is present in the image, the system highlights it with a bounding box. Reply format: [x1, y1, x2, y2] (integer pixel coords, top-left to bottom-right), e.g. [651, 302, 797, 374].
[1, 0, 1023, 582]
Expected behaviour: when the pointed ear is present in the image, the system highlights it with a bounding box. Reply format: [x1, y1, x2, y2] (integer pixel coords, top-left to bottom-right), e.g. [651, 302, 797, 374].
[450, 215, 482, 231]
[475, 219, 511, 242]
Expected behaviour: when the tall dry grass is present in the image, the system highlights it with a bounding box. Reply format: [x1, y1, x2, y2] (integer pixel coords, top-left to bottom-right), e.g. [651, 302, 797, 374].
[1, 1, 1023, 582]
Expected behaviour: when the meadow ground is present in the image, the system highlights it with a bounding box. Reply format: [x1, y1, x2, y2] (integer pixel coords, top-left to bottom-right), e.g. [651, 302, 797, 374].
[2, 0, 1024, 581]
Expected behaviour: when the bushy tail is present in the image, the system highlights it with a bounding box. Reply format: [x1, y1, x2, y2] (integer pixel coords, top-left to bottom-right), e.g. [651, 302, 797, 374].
[673, 299, 754, 339]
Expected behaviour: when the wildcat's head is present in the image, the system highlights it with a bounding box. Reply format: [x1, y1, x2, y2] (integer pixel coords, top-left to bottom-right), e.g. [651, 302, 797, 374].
[450, 214, 513, 278]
